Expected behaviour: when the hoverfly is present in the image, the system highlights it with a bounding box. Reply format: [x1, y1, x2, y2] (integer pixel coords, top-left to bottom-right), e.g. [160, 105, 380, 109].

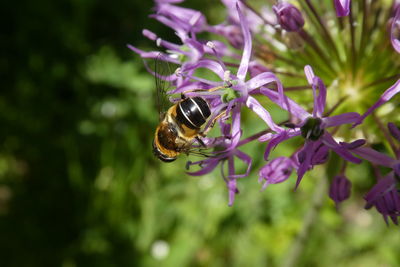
[151, 54, 225, 162]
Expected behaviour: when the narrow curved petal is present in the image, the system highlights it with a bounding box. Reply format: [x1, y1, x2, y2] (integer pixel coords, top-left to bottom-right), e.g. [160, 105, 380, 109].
[264, 130, 301, 160]
[229, 150, 252, 179]
[236, 2, 252, 81]
[246, 96, 283, 133]
[304, 66, 326, 117]
[127, 45, 181, 64]
[364, 176, 396, 208]
[322, 133, 362, 164]
[245, 72, 281, 93]
[183, 59, 226, 80]
[391, 6, 400, 53]
[352, 147, 397, 167]
[323, 112, 360, 127]
[353, 79, 400, 127]
[142, 29, 183, 53]
[339, 139, 366, 149]
[304, 65, 315, 85]
[260, 87, 310, 120]
[315, 77, 327, 117]
[187, 158, 220, 176]
[255, 73, 287, 111]
[334, 0, 351, 17]
[226, 178, 239, 206]
[296, 141, 315, 189]
[388, 122, 400, 142]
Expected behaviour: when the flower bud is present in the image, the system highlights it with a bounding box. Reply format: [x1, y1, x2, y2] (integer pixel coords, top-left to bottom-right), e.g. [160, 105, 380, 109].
[273, 3, 305, 32]
[329, 175, 352, 205]
[259, 157, 294, 191]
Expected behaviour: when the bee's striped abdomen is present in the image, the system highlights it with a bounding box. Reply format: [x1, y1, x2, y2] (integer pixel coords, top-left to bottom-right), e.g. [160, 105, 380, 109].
[176, 97, 211, 129]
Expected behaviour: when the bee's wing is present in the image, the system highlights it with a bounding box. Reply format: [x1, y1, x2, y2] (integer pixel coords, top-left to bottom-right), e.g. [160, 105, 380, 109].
[154, 53, 175, 121]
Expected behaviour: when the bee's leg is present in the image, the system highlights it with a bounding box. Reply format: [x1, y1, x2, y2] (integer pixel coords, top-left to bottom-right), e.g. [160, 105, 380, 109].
[195, 136, 206, 148]
[181, 85, 229, 97]
[200, 111, 227, 137]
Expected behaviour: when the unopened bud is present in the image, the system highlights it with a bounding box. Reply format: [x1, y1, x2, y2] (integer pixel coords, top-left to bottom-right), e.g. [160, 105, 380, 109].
[273, 3, 305, 32]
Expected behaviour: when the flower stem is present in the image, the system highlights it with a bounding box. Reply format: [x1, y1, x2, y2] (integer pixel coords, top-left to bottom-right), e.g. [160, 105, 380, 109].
[362, 74, 400, 90]
[298, 29, 337, 76]
[304, 0, 342, 65]
[348, 3, 357, 80]
[372, 113, 398, 157]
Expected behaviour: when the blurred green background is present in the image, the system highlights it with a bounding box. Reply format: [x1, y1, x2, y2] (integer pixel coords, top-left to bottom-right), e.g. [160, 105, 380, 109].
[1, 0, 399, 267]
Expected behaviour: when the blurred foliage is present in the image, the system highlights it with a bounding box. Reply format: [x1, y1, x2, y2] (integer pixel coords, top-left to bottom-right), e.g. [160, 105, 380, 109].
[0, 0, 399, 267]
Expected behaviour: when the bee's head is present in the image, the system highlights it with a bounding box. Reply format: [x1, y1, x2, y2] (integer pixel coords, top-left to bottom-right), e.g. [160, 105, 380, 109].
[152, 139, 177, 163]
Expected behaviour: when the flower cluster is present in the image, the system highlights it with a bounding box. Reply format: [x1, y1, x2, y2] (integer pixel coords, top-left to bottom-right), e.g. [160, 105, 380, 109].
[130, 0, 400, 224]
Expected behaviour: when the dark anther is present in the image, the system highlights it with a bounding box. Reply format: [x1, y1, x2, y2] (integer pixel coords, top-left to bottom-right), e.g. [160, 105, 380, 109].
[300, 117, 324, 141]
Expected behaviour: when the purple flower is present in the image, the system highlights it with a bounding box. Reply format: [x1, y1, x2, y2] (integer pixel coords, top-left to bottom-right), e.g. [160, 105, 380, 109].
[182, 3, 285, 205]
[329, 175, 352, 207]
[259, 65, 362, 189]
[273, 2, 305, 32]
[153, 0, 208, 36]
[364, 176, 400, 225]
[391, 4, 400, 53]
[258, 157, 295, 191]
[333, 0, 351, 17]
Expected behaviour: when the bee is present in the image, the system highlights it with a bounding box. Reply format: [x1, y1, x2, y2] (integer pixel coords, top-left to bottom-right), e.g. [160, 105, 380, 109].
[151, 55, 220, 162]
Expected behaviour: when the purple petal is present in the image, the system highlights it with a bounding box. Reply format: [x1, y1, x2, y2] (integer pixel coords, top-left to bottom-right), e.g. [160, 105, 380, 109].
[334, 0, 351, 17]
[352, 147, 397, 167]
[227, 178, 239, 206]
[315, 77, 327, 117]
[259, 157, 294, 191]
[263, 130, 301, 160]
[142, 29, 183, 53]
[246, 72, 282, 93]
[230, 105, 242, 148]
[339, 139, 366, 149]
[388, 122, 400, 142]
[304, 65, 315, 84]
[323, 112, 360, 127]
[127, 45, 181, 63]
[248, 61, 271, 77]
[322, 133, 362, 164]
[246, 96, 283, 133]
[260, 87, 310, 120]
[236, 2, 252, 81]
[353, 79, 400, 127]
[228, 150, 252, 179]
[186, 158, 221, 176]
[311, 141, 330, 165]
[391, 6, 400, 53]
[364, 176, 396, 208]
[156, 3, 206, 33]
[296, 141, 315, 189]
[304, 66, 326, 117]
